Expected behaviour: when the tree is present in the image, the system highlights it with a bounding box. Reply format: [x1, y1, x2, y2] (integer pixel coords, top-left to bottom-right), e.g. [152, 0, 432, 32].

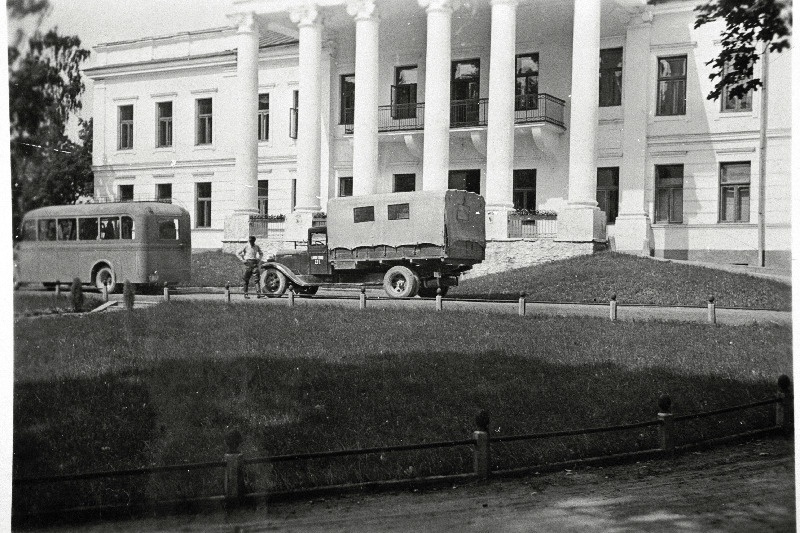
[694, 0, 791, 100]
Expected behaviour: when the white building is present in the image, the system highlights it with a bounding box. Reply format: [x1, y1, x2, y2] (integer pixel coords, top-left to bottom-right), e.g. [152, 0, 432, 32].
[85, 0, 792, 268]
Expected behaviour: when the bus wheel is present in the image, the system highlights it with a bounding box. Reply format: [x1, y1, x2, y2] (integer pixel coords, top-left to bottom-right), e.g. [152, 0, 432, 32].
[260, 268, 287, 297]
[95, 266, 117, 293]
[383, 266, 419, 298]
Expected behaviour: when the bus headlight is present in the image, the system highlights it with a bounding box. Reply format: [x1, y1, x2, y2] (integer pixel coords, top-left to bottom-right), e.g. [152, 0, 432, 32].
[148, 271, 159, 283]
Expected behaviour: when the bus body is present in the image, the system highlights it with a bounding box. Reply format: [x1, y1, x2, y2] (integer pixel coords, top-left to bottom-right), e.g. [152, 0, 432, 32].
[14, 202, 191, 290]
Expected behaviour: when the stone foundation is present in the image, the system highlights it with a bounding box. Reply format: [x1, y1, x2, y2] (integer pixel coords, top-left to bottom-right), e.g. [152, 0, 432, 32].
[464, 239, 600, 279]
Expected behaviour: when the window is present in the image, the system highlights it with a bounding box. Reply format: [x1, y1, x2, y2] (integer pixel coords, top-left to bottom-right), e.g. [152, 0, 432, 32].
[388, 203, 410, 220]
[448, 169, 480, 195]
[339, 177, 353, 197]
[656, 56, 687, 116]
[289, 90, 299, 140]
[515, 53, 539, 110]
[393, 66, 418, 119]
[156, 183, 172, 203]
[196, 182, 212, 227]
[57, 218, 77, 241]
[258, 179, 269, 215]
[121, 216, 135, 239]
[258, 94, 270, 141]
[596, 167, 619, 224]
[452, 59, 480, 125]
[513, 170, 536, 210]
[196, 98, 213, 145]
[100, 217, 120, 240]
[118, 105, 133, 150]
[21, 220, 36, 241]
[353, 206, 375, 223]
[119, 184, 134, 202]
[78, 217, 99, 240]
[159, 218, 179, 240]
[157, 101, 172, 147]
[719, 162, 751, 222]
[37, 219, 56, 241]
[655, 165, 684, 223]
[721, 63, 753, 112]
[340, 74, 355, 125]
[393, 173, 416, 193]
[599, 48, 623, 107]
[291, 178, 297, 211]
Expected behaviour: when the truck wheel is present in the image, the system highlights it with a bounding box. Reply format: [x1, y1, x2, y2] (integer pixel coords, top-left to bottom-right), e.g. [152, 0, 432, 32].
[297, 286, 319, 297]
[418, 286, 449, 298]
[383, 266, 419, 298]
[261, 268, 287, 297]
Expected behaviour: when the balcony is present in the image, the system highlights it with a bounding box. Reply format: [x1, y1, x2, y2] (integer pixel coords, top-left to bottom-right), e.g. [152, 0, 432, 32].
[507, 211, 558, 239]
[341, 93, 565, 135]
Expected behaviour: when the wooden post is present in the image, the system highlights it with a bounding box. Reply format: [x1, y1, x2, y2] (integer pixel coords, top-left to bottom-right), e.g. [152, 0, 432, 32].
[610, 294, 617, 321]
[707, 295, 716, 324]
[435, 288, 443, 311]
[473, 410, 490, 481]
[54, 281, 61, 298]
[225, 283, 231, 304]
[776, 374, 793, 438]
[359, 286, 366, 310]
[657, 393, 675, 456]
[224, 429, 244, 508]
[163, 282, 170, 302]
[518, 291, 526, 317]
[288, 289, 295, 307]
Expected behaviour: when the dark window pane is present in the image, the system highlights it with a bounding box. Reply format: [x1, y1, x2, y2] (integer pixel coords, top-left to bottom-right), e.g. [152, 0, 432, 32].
[57, 218, 77, 240]
[119, 184, 134, 201]
[393, 174, 416, 192]
[121, 216, 135, 239]
[721, 187, 735, 222]
[99, 217, 120, 240]
[38, 219, 57, 241]
[21, 220, 36, 240]
[739, 187, 750, 222]
[119, 105, 133, 121]
[259, 94, 269, 110]
[159, 219, 179, 240]
[513, 170, 536, 189]
[388, 203, 410, 220]
[79, 218, 99, 240]
[353, 206, 374, 223]
[156, 183, 172, 202]
[339, 177, 353, 197]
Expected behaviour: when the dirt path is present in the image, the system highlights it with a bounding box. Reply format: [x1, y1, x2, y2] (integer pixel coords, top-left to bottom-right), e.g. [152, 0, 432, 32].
[48, 437, 793, 533]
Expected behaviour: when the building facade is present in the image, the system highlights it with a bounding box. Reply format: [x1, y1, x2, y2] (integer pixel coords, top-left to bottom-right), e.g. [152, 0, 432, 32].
[85, 0, 792, 267]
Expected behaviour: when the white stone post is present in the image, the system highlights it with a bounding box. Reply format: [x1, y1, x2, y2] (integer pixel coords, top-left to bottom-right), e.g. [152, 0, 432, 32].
[223, 12, 260, 247]
[287, 5, 323, 242]
[484, 0, 518, 240]
[614, 11, 653, 254]
[419, 0, 454, 191]
[556, 0, 604, 243]
[349, 0, 380, 196]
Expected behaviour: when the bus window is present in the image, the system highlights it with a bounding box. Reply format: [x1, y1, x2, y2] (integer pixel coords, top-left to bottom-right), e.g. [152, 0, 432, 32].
[57, 218, 77, 241]
[100, 217, 120, 240]
[158, 218, 179, 240]
[21, 220, 36, 240]
[79, 217, 99, 240]
[38, 219, 57, 241]
[121, 216, 135, 240]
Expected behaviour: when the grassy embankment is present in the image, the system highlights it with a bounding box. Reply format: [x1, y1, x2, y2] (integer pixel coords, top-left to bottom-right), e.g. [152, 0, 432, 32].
[14, 301, 791, 510]
[187, 250, 791, 310]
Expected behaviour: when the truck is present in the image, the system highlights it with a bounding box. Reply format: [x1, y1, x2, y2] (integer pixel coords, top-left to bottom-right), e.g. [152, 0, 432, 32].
[260, 189, 485, 298]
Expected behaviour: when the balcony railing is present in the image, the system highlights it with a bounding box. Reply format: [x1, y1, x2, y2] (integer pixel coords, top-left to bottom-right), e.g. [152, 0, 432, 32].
[514, 94, 566, 128]
[507, 212, 557, 239]
[450, 98, 488, 128]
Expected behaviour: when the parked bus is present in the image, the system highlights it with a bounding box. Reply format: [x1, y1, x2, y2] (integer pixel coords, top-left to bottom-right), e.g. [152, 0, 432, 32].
[14, 202, 191, 292]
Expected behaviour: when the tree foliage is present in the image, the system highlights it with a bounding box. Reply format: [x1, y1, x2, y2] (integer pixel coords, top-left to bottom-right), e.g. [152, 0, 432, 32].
[695, 0, 792, 100]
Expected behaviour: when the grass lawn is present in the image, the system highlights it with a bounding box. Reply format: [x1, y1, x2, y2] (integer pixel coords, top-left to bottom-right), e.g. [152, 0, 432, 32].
[452, 252, 791, 310]
[14, 292, 104, 316]
[13, 302, 791, 510]
[184, 250, 244, 288]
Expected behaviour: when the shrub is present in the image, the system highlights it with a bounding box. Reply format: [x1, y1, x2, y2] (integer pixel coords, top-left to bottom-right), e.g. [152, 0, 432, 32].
[123, 280, 135, 310]
[70, 278, 84, 312]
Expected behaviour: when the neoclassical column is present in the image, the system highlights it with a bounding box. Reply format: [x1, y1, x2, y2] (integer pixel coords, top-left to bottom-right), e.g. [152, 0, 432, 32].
[418, 0, 455, 191]
[484, 0, 518, 239]
[614, 11, 654, 255]
[556, 0, 604, 242]
[348, 0, 380, 196]
[222, 12, 260, 250]
[287, 4, 323, 241]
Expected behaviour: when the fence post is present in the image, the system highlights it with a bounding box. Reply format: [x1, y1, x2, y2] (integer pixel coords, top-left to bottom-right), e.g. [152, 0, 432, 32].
[473, 410, 490, 481]
[609, 294, 617, 321]
[288, 288, 295, 307]
[518, 292, 526, 317]
[163, 282, 170, 302]
[657, 394, 675, 456]
[435, 288, 443, 311]
[359, 285, 366, 310]
[54, 281, 61, 298]
[776, 374, 793, 438]
[225, 283, 231, 304]
[707, 295, 716, 324]
[224, 429, 244, 508]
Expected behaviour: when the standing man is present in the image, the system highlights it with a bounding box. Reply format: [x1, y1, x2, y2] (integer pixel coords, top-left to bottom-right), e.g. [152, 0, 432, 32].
[238, 235, 263, 299]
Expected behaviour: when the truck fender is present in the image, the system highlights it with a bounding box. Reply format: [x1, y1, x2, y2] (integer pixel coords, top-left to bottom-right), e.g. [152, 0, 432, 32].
[262, 262, 310, 287]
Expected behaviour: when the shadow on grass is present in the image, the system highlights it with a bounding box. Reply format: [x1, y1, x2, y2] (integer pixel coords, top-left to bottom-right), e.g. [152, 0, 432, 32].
[13, 351, 781, 517]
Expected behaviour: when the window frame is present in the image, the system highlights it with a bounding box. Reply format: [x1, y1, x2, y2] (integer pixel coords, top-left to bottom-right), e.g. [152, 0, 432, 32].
[258, 179, 269, 215]
[718, 162, 751, 223]
[512, 169, 537, 211]
[720, 63, 754, 113]
[599, 48, 623, 107]
[156, 101, 173, 148]
[195, 182, 212, 228]
[118, 184, 134, 202]
[118, 104, 134, 150]
[393, 173, 416, 193]
[353, 206, 375, 223]
[258, 93, 270, 142]
[339, 176, 353, 197]
[156, 183, 172, 203]
[393, 65, 418, 119]
[340, 74, 355, 126]
[596, 167, 620, 224]
[196, 98, 213, 145]
[514, 53, 539, 111]
[656, 55, 687, 117]
[654, 164, 684, 224]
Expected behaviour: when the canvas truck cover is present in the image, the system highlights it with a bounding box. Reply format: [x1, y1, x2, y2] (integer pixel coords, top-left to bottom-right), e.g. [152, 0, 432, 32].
[326, 190, 485, 252]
